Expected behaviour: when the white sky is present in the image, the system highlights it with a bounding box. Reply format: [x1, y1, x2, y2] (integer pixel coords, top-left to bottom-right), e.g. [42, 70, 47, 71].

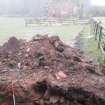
[91, 0, 105, 6]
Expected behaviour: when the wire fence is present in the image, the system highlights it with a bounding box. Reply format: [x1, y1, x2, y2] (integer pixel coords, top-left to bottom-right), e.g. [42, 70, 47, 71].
[91, 18, 105, 61]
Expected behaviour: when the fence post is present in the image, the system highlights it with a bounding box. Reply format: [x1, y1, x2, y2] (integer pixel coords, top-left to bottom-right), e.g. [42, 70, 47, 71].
[93, 21, 95, 35]
[93, 21, 97, 40]
[95, 22, 98, 40]
[91, 19, 95, 36]
[98, 26, 102, 48]
[95, 22, 97, 35]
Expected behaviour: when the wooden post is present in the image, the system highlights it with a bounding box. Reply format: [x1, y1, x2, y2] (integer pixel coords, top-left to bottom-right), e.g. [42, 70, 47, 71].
[93, 21, 97, 40]
[91, 19, 95, 36]
[95, 22, 98, 40]
[93, 21, 95, 35]
[98, 26, 102, 48]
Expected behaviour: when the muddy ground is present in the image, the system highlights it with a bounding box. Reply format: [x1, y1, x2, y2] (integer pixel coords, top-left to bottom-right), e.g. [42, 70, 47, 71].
[0, 35, 105, 105]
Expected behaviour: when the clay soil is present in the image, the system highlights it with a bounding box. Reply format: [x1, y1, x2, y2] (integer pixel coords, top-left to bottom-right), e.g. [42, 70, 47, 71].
[0, 35, 105, 105]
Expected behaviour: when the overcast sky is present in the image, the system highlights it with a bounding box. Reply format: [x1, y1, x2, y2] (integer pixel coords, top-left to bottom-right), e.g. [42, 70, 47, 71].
[0, 0, 105, 6]
[91, 0, 105, 6]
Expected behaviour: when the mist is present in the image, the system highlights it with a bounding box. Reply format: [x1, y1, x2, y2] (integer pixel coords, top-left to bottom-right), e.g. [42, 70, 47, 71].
[91, 0, 105, 6]
[0, 0, 105, 18]
[0, 0, 50, 17]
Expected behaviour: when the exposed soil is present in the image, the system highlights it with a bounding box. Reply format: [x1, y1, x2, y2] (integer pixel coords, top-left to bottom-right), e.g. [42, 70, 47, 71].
[0, 35, 105, 105]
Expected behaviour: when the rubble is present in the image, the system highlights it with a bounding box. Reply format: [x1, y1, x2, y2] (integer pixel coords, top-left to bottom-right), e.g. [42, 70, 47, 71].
[0, 35, 105, 105]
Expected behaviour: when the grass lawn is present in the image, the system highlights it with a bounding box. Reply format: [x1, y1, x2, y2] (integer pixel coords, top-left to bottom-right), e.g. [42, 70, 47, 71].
[79, 24, 103, 64]
[0, 17, 83, 45]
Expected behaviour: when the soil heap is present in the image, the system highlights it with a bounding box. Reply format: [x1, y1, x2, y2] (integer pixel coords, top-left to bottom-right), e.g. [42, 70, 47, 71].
[0, 35, 105, 105]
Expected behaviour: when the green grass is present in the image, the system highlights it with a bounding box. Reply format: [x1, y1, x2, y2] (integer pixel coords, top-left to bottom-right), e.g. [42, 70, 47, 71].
[80, 24, 103, 64]
[0, 17, 83, 45]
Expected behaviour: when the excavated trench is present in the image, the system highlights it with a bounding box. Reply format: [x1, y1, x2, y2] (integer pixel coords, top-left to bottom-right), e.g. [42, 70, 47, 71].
[0, 35, 105, 105]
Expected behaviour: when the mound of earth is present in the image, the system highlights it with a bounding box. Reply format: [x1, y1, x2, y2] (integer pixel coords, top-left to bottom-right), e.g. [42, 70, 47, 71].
[0, 35, 105, 105]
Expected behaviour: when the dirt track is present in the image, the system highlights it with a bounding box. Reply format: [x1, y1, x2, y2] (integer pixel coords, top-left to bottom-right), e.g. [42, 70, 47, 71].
[0, 35, 105, 105]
